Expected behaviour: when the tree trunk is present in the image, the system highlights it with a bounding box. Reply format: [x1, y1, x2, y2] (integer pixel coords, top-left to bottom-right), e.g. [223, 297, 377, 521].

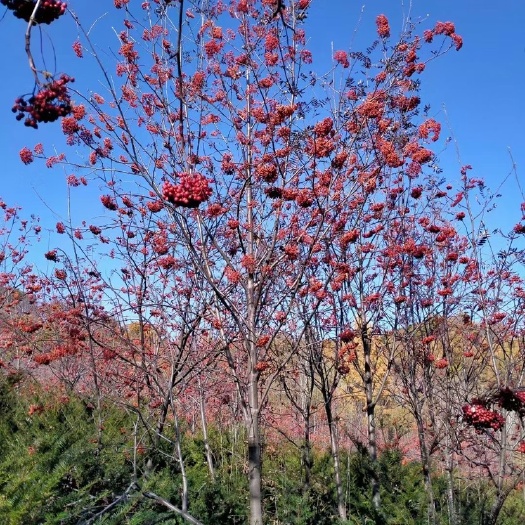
[445, 454, 457, 525]
[198, 377, 215, 482]
[302, 415, 312, 492]
[302, 339, 318, 494]
[173, 408, 189, 513]
[244, 92, 264, 525]
[415, 412, 437, 524]
[247, 369, 263, 525]
[325, 400, 347, 521]
[484, 492, 507, 525]
[483, 424, 511, 525]
[301, 378, 313, 493]
[363, 331, 381, 512]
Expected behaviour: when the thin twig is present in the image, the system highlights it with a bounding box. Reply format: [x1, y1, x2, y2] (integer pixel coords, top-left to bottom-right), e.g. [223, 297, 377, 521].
[143, 491, 205, 525]
[81, 481, 139, 525]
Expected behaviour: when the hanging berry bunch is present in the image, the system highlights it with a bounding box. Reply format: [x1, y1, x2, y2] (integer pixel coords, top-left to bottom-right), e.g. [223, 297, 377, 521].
[462, 401, 505, 432]
[12, 74, 73, 128]
[495, 387, 525, 415]
[1, 0, 67, 24]
[162, 173, 212, 208]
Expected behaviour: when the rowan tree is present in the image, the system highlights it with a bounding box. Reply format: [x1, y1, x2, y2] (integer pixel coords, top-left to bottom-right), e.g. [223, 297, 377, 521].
[452, 233, 525, 525]
[0, 198, 44, 376]
[4, 1, 472, 523]
[285, 16, 465, 519]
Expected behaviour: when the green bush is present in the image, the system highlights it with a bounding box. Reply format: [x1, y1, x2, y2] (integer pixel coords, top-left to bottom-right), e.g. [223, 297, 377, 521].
[2, 375, 525, 524]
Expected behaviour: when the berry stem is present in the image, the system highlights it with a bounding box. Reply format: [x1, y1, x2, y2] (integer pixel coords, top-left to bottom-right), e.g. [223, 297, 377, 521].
[25, 0, 43, 85]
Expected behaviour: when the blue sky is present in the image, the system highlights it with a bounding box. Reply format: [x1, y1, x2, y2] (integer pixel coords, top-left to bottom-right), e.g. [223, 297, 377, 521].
[0, 1, 524, 255]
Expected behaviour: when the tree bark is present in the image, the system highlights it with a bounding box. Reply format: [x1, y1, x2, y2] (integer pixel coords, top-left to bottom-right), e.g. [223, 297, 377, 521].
[198, 376, 216, 482]
[415, 412, 437, 524]
[324, 396, 347, 521]
[445, 454, 457, 525]
[363, 330, 381, 512]
[248, 369, 263, 525]
[300, 366, 313, 493]
[173, 408, 189, 513]
[484, 493, 506, 525]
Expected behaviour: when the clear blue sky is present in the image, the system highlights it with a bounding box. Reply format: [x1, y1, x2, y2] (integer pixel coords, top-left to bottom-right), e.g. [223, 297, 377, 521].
[1, 1, 524, 254]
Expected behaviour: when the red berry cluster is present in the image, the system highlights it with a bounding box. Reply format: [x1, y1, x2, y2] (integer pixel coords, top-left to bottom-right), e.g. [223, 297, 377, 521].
[100, 195, 118, 211]
[434, 358, 449, 369]
[339, 328, 357, 342]
[162, 173, 212, 208]
[255, 361, 270, 373]
[44, 250, 58, 262]
[462, 403, 505, 432]
[1, 0, 66, 24]
[12, 74, 73, 128]
[337, 364, 350, 375]
[147, 200, 164, 213]
[152, 233, 169, 255]
[496, 387, 525, 415]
